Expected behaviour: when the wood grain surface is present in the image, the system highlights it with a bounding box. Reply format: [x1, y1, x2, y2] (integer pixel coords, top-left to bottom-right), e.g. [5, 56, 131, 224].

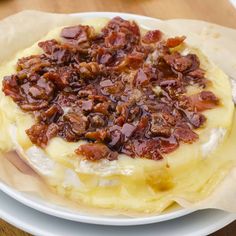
[0, 0, 236, 235]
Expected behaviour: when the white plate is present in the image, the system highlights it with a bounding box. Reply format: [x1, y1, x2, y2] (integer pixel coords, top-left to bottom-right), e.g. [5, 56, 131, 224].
[0, 190, 235, 236]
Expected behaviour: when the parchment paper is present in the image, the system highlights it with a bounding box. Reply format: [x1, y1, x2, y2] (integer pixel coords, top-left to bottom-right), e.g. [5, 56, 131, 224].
[1, 10, 236, 216]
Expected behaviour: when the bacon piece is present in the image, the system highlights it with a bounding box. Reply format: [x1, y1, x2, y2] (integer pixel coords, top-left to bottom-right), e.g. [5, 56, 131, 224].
[85, 129, 108, 141]
[96, 48, 113, 65]
[30, 77, 54, 100]
[133, 140, 163, 160]
[51, 45, 72, 64]
[100, 79, 113, 87]
[108, 129, 124, 150]
[188, 68, 205, 78]
[61, 25, 94, 44]
[55, 93, 77, 107]
[78, 88, 95, 98]
[174, 125, 198, 143]
[159, 136, 179, 154]
[88, 94, 108, 102]
[115, 116, 126, 126]
[105, 32, 126, 48]
[2, 75, 23, 102]
[164, 52, 192, 72]
[160, 78, 178, 87]
[134, 69, 149, 87]
[58, 122, 79, 142]
[39, 104, 63, 123]
[75, 143, 118, 161]
[173, 56, 192, 72]
[150, 113, 171, 137]
[185, 54, 200, 72]
[28, 86, 45, 99]
[93, 102, 110, 115]
[61, 25, 86, 39]
[38, 39, 58, 55]
[26, 123, 58, 147]
[20, 101, 49, 111]
[127, 106, 142, 122]
[99, 53, 113, 65]
[116, 103, 129, 120]
[89, 114, 107, 128]
[127, 52, 144, 69]
[103, 81, 124, 94]
[121, 123, 136, 138]
[77, 62, 101, 79]
[81, 100, 93, 111]
[63, 113, 87, 136]
[44, 67, 73, 89]
[104, 16, 140, 39]
[142, 30, 162, 44]
[39, 40, 74, 64]
[166, 36, 186, 48]
[134, 116, 149, 137]
[190, 91, 219, 112]
[17, 55, 51, 72]
[184, 111, 206, 128]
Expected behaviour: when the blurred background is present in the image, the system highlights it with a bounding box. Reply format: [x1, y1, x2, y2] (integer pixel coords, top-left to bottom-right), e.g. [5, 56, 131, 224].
[0, 0, 236, 28]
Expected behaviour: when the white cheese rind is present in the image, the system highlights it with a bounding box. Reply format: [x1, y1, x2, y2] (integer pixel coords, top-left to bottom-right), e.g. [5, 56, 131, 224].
[63, 169, 83, 188]
[201, 128, 226, 157]
[26, 146, 55, 176]
[230, 79, 236, 104]
[75, 159, 134, 176]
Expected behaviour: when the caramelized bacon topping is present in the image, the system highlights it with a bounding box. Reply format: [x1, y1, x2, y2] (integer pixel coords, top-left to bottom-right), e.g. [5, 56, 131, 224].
[190, 91, 219, 111]
[2, 17, 219, 161]
[142, 30, 162, 44]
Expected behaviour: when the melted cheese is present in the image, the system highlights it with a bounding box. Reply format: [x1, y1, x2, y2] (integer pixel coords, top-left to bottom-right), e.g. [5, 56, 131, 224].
[0, 19, 235, 213]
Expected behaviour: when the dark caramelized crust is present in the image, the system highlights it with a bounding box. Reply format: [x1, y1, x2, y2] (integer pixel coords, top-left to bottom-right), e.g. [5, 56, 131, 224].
[2, 17, 219, 161]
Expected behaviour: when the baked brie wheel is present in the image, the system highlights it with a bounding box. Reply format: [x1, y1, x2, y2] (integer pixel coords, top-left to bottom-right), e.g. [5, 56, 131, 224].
[0, 17, 234, 214]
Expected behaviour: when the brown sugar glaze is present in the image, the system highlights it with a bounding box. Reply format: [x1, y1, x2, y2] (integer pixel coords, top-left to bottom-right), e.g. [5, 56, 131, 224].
[2, 17, 219, 161]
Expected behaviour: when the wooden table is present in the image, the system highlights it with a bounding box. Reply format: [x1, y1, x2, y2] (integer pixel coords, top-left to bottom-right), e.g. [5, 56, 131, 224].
[0, 0, 236, 235]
